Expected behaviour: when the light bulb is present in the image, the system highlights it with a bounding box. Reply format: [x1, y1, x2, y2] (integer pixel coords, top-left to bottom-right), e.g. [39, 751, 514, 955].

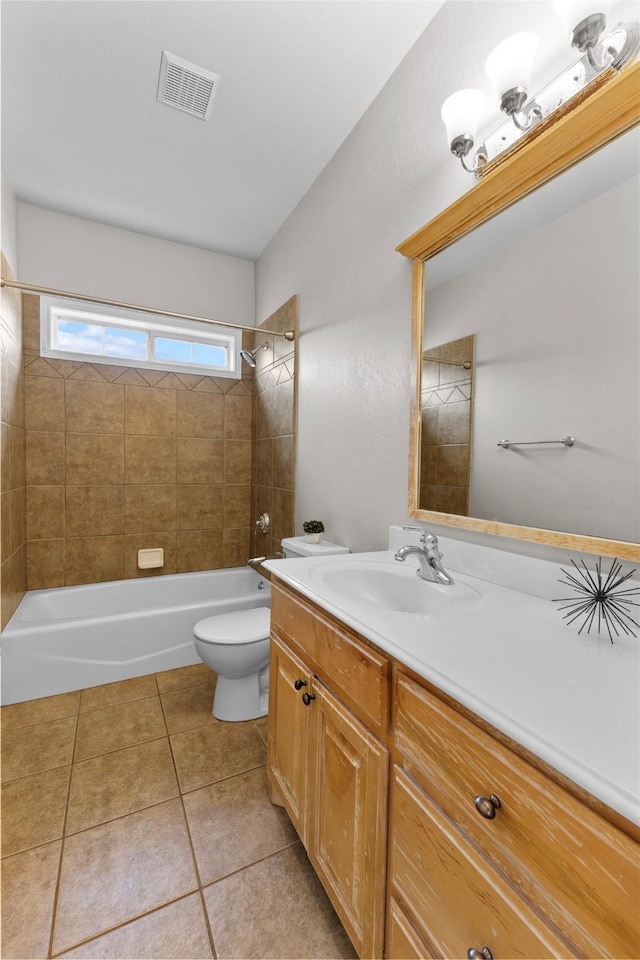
[440, 89, 485, 147]
[485, 32, 539, 98]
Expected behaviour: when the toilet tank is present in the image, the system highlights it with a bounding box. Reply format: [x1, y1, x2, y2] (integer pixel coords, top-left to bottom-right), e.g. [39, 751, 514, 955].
[281, 536, 350, 559]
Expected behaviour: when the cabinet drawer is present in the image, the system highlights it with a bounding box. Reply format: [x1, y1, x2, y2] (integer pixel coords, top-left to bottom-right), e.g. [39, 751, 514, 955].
[395, 672, 640, 958]
[271, 581, 389, 734]
[389, 766, 571, 959]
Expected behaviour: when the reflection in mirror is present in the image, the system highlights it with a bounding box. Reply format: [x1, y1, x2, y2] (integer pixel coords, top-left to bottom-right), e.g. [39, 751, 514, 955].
[420, 336, 474, 516]
[419, 127, 639, 545]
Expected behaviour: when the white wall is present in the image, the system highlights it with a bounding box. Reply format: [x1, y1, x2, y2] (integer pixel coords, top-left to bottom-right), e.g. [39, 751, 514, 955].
[18, 204, 255, 327]
[1, 165, 19, 274]
[255, 0, 639, 556]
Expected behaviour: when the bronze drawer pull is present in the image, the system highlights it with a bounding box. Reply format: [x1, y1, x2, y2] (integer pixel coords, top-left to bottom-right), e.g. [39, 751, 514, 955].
[302, 691, 316, 706]
[474, 794, 501, 819]
[294, 678, 307, 690]
[467, 947, 493, 959]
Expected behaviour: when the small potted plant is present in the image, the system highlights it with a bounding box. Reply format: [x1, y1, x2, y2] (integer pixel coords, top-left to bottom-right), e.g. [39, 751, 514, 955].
[303, 520, 324, 544]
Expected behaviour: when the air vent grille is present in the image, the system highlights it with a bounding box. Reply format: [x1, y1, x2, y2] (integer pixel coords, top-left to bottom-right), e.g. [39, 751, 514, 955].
[157, 51, 220, 121]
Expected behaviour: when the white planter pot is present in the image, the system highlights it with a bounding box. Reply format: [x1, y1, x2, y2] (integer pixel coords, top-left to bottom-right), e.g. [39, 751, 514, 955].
[304, 533, 322, 544]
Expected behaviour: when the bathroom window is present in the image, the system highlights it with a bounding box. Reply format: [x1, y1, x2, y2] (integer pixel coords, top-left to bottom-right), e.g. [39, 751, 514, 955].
[40, 297, 240, 378]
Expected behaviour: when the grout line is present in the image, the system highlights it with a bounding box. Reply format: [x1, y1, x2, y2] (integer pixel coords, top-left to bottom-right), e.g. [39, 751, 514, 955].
[159, 689, 218, 960]
[199, 838, 301, 892]
[47, 697, 81, 959]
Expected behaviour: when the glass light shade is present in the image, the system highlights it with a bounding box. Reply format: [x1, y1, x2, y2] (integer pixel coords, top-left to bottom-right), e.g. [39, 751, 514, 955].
[552, 0, 608, 33]
[441, 89, 485, 144]
[485, 32, 539, 96]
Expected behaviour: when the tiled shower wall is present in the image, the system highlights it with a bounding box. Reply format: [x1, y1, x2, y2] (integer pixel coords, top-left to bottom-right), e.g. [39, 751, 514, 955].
[251, 296, 297, 561]
[0, 257, 26, 629]
[420, 334, 474, 516]
[22, 295, 255, 589]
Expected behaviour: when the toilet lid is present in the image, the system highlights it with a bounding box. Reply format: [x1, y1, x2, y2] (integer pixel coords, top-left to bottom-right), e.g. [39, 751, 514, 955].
[194, 606, 270, 645]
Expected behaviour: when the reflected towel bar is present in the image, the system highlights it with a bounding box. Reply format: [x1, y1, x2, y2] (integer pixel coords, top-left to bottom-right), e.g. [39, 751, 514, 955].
[497, 436, 576, 449]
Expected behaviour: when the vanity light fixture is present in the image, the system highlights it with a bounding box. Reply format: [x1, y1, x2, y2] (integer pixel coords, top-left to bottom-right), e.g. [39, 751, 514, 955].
[442, 4, 640, 176]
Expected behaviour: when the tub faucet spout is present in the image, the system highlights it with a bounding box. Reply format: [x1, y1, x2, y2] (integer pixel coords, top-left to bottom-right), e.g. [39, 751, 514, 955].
[394, 532, 454, 585]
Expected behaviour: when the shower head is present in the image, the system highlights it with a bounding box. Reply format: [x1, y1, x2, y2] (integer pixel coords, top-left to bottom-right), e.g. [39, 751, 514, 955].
[240, 342, 270, 368]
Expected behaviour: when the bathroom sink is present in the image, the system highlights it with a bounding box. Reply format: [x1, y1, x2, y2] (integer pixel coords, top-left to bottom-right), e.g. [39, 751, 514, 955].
[306, 559, 482, 616]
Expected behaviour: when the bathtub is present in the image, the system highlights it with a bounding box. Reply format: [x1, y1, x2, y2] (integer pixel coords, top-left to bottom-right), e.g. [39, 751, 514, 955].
[0, 567, 270, 705]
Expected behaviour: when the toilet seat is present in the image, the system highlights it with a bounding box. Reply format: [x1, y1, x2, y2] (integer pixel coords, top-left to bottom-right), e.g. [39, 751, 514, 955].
[194, 607, 270, 645]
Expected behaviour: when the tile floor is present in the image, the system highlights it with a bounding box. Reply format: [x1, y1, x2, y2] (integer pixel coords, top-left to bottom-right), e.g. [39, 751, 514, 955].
[1, 664, 357, 959]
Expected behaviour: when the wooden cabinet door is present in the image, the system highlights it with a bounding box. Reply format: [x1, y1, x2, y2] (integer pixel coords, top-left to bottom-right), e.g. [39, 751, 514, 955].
[308, 679, 389, 960]
[267, 635, 311, 843]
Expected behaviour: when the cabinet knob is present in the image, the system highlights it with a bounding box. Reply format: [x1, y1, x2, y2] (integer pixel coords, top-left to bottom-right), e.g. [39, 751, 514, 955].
[474, 794, 501, 819]
[302, 691, 316, 706]
[294, 678, 307, 690]
[467, 948, 493, 960]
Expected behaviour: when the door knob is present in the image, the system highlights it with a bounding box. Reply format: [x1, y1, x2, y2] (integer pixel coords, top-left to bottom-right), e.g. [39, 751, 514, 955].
[467, 947, 493, 960]
[474, 794, 501, 819]
[302, 691, 316, 706]
[294, 678, 307, 690]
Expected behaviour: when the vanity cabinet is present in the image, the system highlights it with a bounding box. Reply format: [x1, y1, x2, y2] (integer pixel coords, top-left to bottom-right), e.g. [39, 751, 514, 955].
[268, 583, 390, 960]
[268, 578, 640, 960]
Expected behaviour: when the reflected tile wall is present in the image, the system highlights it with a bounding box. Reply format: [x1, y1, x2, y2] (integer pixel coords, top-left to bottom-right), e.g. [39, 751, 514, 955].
[0, 256, 26, 629]
[251, 297, 297, 561]
[420, 335, 474, 516]
[22, 295, 255, 588]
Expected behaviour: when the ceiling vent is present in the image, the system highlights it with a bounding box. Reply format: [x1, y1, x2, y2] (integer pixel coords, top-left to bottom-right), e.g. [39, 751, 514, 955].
[157, 51, 220, 121]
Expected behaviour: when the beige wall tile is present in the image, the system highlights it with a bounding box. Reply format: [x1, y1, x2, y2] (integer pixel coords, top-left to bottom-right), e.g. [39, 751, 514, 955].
[1, 491, 11, 564]
[177, 438, 224, 484]
[421, 406, 439, 445]
[124, 436, 177, 484]
[436, 444, 470, 487]
[65, 536, 123, 586]
[224, 439, 252, 483]
[177, 391, 224, 439]
[437, 400, 470, 445]
[65, 380, 124, 434]
[436, 485, 469, 515]
[176, 530, 224, 573]
[124, 532, 177, 578]
[26, 431, 65, 485]
[271, 379, 294, 437]
[255, 437, 273, 487]
[25, 376, 64, 432]
[22, 293, 40, 353]
[26, 485, 64, 540]
[224, 394, 252, 439]
[10, 422, 26, 489]
[176, 484, 223, 531]
[272, 435, 294, 490]
[10, 486, 26, 554]
[66, 434, 124, 485]
[223, 527, 250, 568]
[65, 485, 124, 537]
[270, 487, 294, 544]
[1, 421, 10, 492]
[27, 538, 65, 589]
[420, 444, 437, 485]
[224, 484, 251, 528]
[125, 385, 177, 436]
[124, 484, 176, 533]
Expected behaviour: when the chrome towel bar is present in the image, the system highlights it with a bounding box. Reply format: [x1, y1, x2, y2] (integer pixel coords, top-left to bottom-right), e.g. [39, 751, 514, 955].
[497, 436, 576, 449]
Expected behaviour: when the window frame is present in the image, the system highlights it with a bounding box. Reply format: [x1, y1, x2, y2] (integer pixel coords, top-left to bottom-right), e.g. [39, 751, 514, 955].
[40, 296, 241, 379]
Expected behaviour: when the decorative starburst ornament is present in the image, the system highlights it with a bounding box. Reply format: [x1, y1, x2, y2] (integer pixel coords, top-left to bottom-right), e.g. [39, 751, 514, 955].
[554, 557, 639, 643]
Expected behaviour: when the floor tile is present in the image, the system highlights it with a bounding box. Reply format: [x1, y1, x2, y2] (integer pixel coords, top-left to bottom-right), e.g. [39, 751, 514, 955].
[184, 766, 297, 885]
[0, 840, 62, 960]
[160, 678, 217, 734]
[253, 715, 268, 746]
[79, 674, 158, 714]
[66, 738, 179, 834]
[170, 720, 266, 793]
[52, 799, 198, 955]
[1, 690, 80, 733]
[203, 843, 357, 960]
[1, 716, 76, 783]
[1, 765, 70, 857]
[56, 893, 213, 959]
[74, 696, 166, 761]
[155, 662, 212, 694]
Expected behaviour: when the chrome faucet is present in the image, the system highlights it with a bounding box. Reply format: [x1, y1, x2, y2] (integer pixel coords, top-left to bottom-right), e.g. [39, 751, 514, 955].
[394, 527, 454, 585]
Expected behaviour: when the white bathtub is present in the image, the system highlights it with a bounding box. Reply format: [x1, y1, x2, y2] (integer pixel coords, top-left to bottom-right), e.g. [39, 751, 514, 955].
[0, 567, 270, 705]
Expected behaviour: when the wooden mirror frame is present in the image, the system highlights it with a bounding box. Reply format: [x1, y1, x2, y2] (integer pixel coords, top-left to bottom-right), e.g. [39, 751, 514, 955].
[398, 61, 640, 561]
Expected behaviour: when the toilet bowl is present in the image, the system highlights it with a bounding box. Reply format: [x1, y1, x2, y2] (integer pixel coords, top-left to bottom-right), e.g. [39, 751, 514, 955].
[193, 536, 350, 721]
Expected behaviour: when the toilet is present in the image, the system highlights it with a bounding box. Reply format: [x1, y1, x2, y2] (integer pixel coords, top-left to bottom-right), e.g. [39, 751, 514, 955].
[193, 535, 350, 721]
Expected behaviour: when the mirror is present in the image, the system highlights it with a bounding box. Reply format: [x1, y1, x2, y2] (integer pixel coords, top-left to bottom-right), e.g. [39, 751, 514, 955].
[400, 66, 639, 559]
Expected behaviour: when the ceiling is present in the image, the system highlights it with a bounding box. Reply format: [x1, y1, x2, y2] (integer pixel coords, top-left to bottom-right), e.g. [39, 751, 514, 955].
[1, 0, 442, 260]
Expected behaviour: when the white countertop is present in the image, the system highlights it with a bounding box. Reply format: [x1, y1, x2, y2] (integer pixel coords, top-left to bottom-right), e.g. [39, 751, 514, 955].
[264, 549, 640, 827]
